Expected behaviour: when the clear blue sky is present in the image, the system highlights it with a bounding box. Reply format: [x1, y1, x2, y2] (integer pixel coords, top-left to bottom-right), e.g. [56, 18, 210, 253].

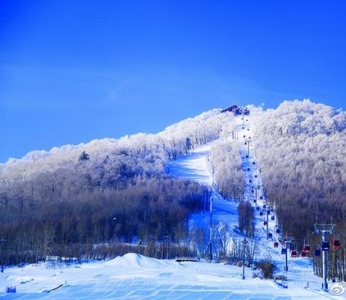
[1, 0, 345, 162]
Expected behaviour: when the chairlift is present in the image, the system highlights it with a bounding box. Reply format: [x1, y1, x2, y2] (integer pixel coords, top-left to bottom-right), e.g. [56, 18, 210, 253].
[321, 241, 330, 251]
[271, 215, 275, 221]
[314, 249, 321, 256]
[333, 239, 341, 249]
[274, 242, 279, 248]
[268, 233, 273, 239]
[281, 248, 287, 255]
[263, 221, 267, 226]
[276, 228, 281, 234]
[303, 244, 311, 253]
[291, 250, 298, 257]
[259, 211, 263, 216]
[300, 250, 307, 257]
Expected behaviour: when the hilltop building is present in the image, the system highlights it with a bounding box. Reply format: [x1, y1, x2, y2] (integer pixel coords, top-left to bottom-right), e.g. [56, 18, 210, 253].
[221, 105, 250, 116]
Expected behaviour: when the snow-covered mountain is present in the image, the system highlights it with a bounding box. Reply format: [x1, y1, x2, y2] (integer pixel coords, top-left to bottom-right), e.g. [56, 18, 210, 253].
[1, 106, 344, 298]
[1, 99, 346, 295]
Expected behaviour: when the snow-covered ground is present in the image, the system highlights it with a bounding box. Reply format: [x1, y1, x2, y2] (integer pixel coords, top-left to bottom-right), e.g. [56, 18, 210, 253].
[0, 252, 340, 299]
[0, 114, 344, 299]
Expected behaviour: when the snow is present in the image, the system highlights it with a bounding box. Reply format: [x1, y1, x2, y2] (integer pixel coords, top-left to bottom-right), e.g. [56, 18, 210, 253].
[0, 253, 341, 299]
[168, 142, 214, 186]
[0, 114, 344, 299]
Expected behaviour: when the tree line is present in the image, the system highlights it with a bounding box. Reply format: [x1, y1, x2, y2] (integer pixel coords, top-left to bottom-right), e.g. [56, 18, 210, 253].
[0, 174, 208, 265]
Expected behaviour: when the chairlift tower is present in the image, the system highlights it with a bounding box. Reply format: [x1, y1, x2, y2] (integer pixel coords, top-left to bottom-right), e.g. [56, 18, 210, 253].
[266, 210, 270, 240]
[314, 223, 335, 292]
[247, 140, 251, 157]
[283, 237, 293, 272]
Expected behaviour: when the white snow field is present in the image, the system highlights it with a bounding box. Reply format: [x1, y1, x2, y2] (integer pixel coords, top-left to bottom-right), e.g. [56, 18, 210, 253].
[0, 114, 344, 299]
[0, 252, 341, 299]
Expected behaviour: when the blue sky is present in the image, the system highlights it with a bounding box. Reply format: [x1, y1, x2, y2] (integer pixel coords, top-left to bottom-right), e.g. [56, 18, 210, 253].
[1, 0, 345, 162]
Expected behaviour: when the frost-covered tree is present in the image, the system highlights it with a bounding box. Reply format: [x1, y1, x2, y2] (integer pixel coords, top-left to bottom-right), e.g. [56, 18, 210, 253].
[238, 201, 255, 237]
[251, 99, 346, 240]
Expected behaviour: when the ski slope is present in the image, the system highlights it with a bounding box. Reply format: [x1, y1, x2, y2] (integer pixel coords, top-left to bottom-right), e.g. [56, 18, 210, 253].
[168, 113, 344, 299]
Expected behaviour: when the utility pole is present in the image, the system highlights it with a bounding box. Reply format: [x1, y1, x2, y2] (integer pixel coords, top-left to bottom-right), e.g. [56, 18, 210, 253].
[209, 194, 213, 262]
[0, 237, 6, 273]
[266, 210, 270, 239]
[242, 238, 248, 279]
[314, 223, 335, 292]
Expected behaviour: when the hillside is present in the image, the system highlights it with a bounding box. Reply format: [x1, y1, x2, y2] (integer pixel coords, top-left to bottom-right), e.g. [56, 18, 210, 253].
[0, 99, 346, 282]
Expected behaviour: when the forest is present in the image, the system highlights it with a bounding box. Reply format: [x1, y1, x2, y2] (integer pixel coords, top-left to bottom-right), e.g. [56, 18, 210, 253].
[0, 110, 225, 264]
[249, 101, 346, 235]
[1, 100, 346, 281]
[249, 100, 346, 281]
